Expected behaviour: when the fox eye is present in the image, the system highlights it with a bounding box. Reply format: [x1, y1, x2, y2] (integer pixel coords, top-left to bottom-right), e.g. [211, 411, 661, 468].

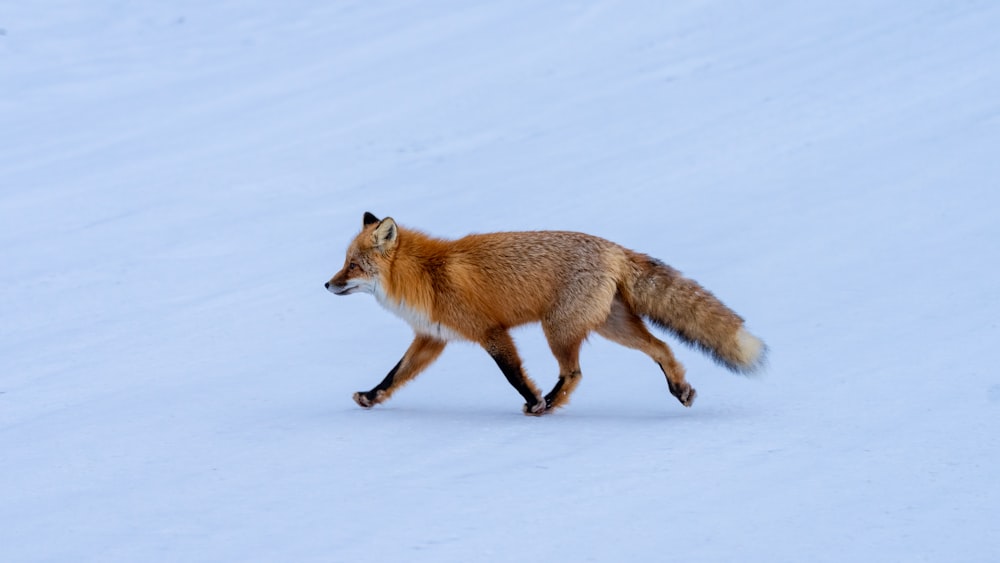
[349, 262, 358, 270]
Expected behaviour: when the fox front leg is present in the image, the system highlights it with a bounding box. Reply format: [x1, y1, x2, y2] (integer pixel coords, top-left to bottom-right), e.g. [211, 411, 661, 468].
[480, 328, 547, 415]
[352, 357, 402, 407]
[353, 335, 446, 408]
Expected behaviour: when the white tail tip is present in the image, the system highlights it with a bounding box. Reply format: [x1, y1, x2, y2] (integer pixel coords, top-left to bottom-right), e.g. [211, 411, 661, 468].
[735, 328, 767, 373]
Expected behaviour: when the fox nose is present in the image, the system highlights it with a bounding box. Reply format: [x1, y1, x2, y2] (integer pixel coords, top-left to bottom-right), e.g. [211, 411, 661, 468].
[324, 282, 330, 289]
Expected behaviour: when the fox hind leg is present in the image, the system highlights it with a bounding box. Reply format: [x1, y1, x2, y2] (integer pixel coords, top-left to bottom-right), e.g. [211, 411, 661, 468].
[541, 325, 585, 411]
[596, 296, 696, 407]
[541, 279, 619, 411]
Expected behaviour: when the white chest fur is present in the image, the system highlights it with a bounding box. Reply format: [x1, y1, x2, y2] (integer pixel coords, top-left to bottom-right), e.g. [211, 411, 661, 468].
[373, 286, 464, 341]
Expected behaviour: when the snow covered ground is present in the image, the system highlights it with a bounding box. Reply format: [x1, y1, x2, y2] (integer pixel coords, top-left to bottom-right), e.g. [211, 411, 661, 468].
[2, 1, 998, 561]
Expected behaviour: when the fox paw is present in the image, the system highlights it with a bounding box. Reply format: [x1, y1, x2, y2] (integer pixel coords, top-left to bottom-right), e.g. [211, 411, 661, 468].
[672, 384, 696, 407]
[353, 390, 384, 409]
[522, 399, 548, 416]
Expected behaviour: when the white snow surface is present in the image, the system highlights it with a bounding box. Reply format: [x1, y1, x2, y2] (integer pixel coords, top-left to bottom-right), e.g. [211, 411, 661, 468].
[3, 1, 999, 561]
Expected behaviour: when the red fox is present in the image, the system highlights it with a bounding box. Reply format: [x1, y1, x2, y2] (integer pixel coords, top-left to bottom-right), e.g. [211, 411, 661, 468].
[326, 212, 766, 415]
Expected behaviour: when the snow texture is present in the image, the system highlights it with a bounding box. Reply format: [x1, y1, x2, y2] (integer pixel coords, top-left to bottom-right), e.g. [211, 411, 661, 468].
[2, 1, 998, 561]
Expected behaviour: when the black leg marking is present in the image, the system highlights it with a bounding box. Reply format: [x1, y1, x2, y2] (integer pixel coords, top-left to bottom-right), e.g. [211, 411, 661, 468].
[482, 329, 545, 414]
[658, 362, 695, 406]
[544, 370, 581, 409]
[544, 379, 566, 408]
[370, 358, 403, 394]
[490, 351, 541, 408]
[357, 357, 403, 404]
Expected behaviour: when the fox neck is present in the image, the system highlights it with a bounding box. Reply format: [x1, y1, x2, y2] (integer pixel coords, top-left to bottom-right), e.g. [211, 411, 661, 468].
[373, 228, 461, 341]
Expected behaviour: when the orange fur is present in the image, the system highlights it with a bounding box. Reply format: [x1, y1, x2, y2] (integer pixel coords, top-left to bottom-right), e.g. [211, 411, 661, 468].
[326, 212, 767, 414]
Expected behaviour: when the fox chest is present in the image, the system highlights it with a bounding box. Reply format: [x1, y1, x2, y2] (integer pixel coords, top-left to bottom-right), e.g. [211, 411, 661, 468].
[374, 289, 465, 342]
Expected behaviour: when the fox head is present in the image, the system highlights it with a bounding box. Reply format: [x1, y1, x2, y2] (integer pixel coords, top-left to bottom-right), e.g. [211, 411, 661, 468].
[325, 212, 397, 296]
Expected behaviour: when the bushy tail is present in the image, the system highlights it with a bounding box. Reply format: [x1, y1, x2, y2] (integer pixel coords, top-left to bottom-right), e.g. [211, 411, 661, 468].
[622, 252, 767, 374]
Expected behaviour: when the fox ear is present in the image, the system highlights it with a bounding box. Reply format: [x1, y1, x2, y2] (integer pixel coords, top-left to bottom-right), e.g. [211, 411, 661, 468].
[373, 217, 398, 250]
[363, 212, 380, 227]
